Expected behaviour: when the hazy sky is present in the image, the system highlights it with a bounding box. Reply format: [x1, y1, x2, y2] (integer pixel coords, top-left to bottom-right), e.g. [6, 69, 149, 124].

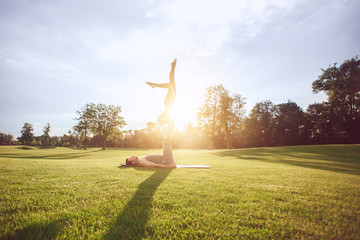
[1, 0, 359, 138]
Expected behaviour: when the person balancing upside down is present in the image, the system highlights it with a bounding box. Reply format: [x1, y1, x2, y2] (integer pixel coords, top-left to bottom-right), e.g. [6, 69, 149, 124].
[125, 58, 177, 168]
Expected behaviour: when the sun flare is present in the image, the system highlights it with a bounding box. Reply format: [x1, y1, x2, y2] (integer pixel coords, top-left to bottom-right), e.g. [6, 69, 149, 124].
[171, 85, 204, 130]
[139, 61, 207, 131]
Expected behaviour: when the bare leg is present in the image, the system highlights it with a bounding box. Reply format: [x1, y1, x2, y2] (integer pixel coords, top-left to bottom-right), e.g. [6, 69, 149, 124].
[164, 122, 175, 141]
[146, 58, 176, 93]
[164, 58, 177, 107]
[169, 58, 176, 87]
[162, 60, 177, 165]
[147, 58, 177, 126]
[146, 82, 170, 88]
[162, 123, 175, 165]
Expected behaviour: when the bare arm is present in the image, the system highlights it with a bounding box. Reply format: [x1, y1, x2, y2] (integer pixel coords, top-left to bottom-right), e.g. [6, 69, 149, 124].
[138, 158, 176, 168]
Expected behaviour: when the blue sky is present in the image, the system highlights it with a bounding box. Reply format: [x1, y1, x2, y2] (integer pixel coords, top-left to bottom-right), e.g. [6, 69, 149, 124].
[1, 0, 359, 138]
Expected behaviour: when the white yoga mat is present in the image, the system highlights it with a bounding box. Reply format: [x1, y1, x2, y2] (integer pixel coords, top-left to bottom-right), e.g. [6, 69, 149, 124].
[176, 165, 210, 169]
[120, 163, 210, 168]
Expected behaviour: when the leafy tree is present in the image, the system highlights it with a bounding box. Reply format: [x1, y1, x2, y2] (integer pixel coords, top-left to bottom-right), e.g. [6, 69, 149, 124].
[198, 84, 246, 148]
[130, 128, 156, 148]
[0, 133, 14, 145]
[74, 103, 96, 150]
[41, 123, 51, 146]
[31, 139, 40, 146]
[91, 103, 126, 150]
[306, 102, 346, 144]
[218, 93, 246, 148]
[198, 85, 225, 148]
[123, 130, 135, 148]
[275, 101, 309, 146]
[144, 122, 161, 148]
[242, 100, 277, 147]
[312, 56, 360, 143]
[174, 122, 209, 149]
[61, 130, 79, 148]
[19, 123, 34, 145]
[50, 136, 60, 146]
[146, 122, 157, 132]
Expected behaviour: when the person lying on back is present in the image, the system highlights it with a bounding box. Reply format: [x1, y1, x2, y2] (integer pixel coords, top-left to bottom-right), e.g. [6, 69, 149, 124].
[126, 153, 176, 168]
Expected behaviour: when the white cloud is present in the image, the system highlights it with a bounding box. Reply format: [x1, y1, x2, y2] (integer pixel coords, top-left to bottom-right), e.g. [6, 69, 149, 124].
[99, 0, 300, 65]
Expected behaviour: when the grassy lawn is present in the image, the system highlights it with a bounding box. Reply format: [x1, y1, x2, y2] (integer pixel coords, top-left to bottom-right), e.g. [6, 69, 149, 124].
[1, 145, 360, 239]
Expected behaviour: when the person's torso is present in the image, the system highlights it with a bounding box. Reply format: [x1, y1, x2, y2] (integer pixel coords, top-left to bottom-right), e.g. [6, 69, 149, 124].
[142, 154, 163, 164]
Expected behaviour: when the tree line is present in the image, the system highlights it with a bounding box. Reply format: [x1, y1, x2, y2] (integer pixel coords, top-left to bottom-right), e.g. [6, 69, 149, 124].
[1, 56, 359, 148]
[197, 56, 359, 148]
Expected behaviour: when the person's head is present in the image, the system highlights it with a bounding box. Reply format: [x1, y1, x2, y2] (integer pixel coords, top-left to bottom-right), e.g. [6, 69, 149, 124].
[126, 156, 139, 165]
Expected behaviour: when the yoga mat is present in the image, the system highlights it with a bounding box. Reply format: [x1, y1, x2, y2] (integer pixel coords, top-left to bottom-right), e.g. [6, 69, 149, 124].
[176, 165, 210, 169]
[120, 163, 210, 168]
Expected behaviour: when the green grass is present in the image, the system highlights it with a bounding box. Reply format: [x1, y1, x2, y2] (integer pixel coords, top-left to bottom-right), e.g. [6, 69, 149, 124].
[1, 145, 360, 239]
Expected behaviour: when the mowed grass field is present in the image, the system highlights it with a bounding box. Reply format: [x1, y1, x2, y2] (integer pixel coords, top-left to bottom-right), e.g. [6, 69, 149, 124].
[1, 145, 359, 239]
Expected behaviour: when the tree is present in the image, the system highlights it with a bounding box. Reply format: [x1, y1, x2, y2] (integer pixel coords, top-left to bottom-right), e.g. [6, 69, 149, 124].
[61, 130, 79, 148]
[218, 93, 246, 148]
[74, 103, 96, 150]
[146, 122, 157, 132]
[41, 123, 51, 146]
[19, 123, 34, 145]
[242, 100, 277, 147]
[275, 101, 309, 146]
[144, 122, 161, 148]
[198, 85, 225, 148]
[312, 56, 360, 143]
[123, 130, 135, 148]
[91, 103, 126, 150]
[306, 102, 345, 144]
[197, 84, 246, 148]
[0, 133, 14, 145]
[174, 122, 209, 149]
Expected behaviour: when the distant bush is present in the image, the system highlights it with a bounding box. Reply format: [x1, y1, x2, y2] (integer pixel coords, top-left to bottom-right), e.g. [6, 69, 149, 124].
[0, 132, 14, 145]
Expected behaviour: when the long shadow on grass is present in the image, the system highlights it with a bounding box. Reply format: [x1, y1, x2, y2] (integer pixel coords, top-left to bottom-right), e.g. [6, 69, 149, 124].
[104, 168, 172, 240]
[212, 145, 360, 175]
[0, 219, 63, 240]
[0, 149, 102, 160]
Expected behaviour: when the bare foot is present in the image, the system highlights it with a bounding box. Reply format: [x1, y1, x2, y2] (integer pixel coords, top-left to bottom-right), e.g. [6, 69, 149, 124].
[146, 82, 155, 88]
[171, 58, 177, 67]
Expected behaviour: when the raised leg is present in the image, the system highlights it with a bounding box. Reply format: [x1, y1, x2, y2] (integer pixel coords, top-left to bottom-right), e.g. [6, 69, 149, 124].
[162, 123, 175, 165]
[164, 58, 177, 108]
[146, 82, 170, 89]
[169, 58, 176, 88]
[164, 122, 175, 141]
[147, 58, 177, 126]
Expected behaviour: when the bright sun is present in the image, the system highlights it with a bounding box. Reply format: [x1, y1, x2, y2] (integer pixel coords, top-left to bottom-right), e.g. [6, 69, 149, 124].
[139, 63, 207, 131]
[171, 84, 204, 130]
